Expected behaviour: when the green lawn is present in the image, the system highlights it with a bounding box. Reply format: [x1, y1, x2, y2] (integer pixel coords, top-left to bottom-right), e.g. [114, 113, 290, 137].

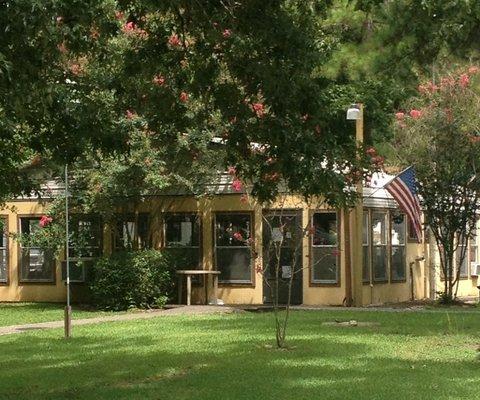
[0, 309, 479, 400]
[0, 303, 120, 327]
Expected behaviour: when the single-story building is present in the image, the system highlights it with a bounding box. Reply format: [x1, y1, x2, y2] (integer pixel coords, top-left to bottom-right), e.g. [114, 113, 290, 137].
[0, 173, 478, 305]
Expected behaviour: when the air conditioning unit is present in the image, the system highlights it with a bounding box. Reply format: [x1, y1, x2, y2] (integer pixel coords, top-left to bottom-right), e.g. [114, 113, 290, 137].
[471, 263, 480, 277]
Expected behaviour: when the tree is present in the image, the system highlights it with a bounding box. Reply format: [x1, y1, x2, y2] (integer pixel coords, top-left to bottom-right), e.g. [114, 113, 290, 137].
[393, 67, 480, 303]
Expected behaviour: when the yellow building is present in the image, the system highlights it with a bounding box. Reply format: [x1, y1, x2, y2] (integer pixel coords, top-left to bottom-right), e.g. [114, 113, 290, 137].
[0, 174, 478, 305]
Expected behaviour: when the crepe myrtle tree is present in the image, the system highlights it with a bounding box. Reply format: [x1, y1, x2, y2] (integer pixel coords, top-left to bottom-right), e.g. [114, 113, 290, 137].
[228, 153, 381, 349]
[394, 66, 480, 303]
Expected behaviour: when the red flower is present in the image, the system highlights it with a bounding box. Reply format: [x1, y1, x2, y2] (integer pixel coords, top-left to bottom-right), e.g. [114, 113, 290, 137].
[251, 102, 265, 118]
[69, 63, 83, 76]
[179, 91, 189, 103]
[227, 166, 236, 175]
[168, 33, 181, 47]
[233, 232, 243, 241]
[459, 73, 470, 88]
[39, 215, 53, 228]
[222, 29, 232, 38]
[395, 112, 405, 120]
[232, 178, 243, 192]
[409, 109, 422, 119]
[152, 75, 166, 86]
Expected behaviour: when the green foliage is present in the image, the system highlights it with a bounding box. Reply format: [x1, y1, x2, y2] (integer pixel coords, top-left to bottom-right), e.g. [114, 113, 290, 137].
[393, 67, 480, 301]
[90, 250, 176, 311]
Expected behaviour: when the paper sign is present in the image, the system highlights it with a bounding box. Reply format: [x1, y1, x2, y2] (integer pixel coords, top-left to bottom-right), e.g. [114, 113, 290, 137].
[282, 265, 292, 279]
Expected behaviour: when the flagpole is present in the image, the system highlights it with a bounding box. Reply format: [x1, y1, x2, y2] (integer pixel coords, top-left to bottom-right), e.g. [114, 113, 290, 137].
[64, 164, 72, 339]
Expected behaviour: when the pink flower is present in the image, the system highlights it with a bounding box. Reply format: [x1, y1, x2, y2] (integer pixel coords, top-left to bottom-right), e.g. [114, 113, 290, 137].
[168, 33, 181, 47]
[366, 147, 377, 156]
[232, 178, 243, 192]
[125, 109, 136, 119]
[122, 21, 136, 32]
[409, 109, 422, 119]
[222, 29, 232, 38]
[395, 112, 405, 120]
[468, 66, 479, 75]
[251, 102, 265, 118]
[227, 166, 236, 175]
[459, 73, 470, 88]
[152, 75, 166, 86]
[39, 215, 53, 228]
[233, 232, 243, 241]
[179, 91, 189, 103]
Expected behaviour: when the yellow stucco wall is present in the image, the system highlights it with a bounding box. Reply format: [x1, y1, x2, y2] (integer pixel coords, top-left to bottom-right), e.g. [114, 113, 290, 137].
[0, 194, 436, 305]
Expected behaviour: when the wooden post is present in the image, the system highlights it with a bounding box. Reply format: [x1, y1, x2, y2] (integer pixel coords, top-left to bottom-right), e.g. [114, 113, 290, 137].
[353, 104, 364, 307]
[186, 275, 192, 306]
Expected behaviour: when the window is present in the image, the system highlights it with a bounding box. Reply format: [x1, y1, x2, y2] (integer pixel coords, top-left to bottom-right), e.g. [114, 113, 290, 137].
[0, 218, 7, 283]
[19, 217, 55, 283]
[456, 233, 469, 278]
[311, 212, 339, 284]
[164, 213, 201, 269]
[362, 211, 370, 283]
[214, 213, 252, 284]
[372, 211, 388, 282]
[113, 213, 150, 251]
[391, 213, 406, 281]
[62, 216, 102, 282]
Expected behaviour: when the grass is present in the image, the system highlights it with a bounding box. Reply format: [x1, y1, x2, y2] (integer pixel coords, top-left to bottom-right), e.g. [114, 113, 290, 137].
[0, 303, 122, 327]
[0, 308, 479, 400]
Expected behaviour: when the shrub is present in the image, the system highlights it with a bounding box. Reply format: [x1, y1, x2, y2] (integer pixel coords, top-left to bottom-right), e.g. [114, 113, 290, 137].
[90, 250, 176, 311]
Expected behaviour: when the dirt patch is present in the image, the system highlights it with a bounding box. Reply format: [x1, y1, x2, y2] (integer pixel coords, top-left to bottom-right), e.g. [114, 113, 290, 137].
[322, 320, 380, 328]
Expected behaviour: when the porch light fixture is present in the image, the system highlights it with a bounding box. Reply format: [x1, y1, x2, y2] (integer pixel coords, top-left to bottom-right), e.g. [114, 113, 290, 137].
[346, 104, 361, 120]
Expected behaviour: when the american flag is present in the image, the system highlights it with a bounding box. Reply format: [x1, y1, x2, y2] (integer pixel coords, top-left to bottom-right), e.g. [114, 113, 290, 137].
[385, 167, 422, 242]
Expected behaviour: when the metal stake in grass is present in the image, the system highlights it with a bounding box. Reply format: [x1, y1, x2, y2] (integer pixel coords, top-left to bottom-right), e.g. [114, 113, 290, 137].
[64, 164, 72, 339]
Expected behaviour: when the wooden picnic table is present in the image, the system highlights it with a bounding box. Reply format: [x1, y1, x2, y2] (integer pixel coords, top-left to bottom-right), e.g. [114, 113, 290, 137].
[176, 270, 221, 306]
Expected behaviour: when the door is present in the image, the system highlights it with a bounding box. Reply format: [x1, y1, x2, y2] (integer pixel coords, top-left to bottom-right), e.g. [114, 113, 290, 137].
[262, 211, 303, 305]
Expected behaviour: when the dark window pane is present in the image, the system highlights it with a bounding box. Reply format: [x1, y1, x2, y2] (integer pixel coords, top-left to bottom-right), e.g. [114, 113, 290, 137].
[313, 213, 337, 246]
[372, 212, 387, 245]
[263, 215, 299, 248]
[215, 214, 251, 247]
[216, 248, 251, 282]
[61, 260, 92, 282]
[165, 214, 200, 247]
[20, 248, 54, 282]
[114, 214, 150, 250]
[0, 249, 6, 282]
[362, 246, 370, 282]
[391, 246, 406, 281]
[312, 247, 338, 283]
[70, 217, 102, 258]
[373, 246, 387, 281]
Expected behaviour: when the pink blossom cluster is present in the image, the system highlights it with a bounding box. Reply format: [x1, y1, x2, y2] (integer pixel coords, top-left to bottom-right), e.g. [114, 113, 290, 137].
[39, 215, 53, 228]
[122, 21, 148, 38]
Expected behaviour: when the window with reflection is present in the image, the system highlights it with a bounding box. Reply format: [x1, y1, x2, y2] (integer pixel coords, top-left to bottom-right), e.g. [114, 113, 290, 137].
[0, 218, 7, 283]
[19, 217, 55, 283]
[470, 221, 478, 276]
[456, 233, 469, 278]
[372, 211, 388, 282]
[311, 212, 339, 284]
[362, 211, 370, 283]
[164, 213, 201, 270]
[214, 213, 252, 284]
[391, 213, 406, 281]
[113, 213, 150, 251]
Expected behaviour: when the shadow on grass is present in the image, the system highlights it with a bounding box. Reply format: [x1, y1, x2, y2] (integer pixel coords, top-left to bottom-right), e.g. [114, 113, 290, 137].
[0, 312, 478, 400]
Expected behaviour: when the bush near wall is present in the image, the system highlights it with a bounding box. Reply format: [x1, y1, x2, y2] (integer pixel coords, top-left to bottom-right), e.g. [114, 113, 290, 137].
[90, 250, 177, 311]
